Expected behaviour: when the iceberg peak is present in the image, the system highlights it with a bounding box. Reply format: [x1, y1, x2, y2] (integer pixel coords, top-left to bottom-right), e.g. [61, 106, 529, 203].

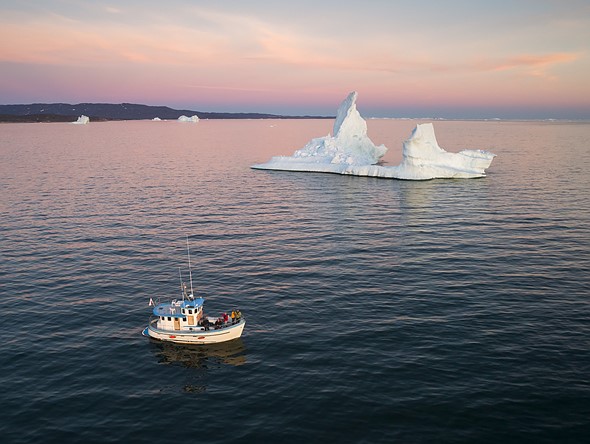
[333, 91, 365, 138]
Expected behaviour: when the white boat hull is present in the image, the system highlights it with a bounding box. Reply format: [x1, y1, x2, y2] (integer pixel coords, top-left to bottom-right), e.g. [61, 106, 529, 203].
[143, 318, 245, 345]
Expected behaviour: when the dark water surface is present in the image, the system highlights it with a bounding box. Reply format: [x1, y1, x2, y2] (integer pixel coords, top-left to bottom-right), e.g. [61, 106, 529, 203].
[1, 119, 589, 443]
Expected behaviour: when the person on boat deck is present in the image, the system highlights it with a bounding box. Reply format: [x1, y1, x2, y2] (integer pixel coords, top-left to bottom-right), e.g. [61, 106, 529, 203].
[236, 309, 242, 320]
[202, 317, 210, 331]
[223, 312, 229, 324]
[215, 318, 222, 329]
[231, 310, 236, 324]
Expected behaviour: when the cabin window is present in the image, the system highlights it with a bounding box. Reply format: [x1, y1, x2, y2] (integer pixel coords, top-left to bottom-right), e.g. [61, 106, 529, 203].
[181, 309, 185, 314]
[188, 309, 193, 314]
[167, 317, 171, 321]
[160, 316, 164, 321]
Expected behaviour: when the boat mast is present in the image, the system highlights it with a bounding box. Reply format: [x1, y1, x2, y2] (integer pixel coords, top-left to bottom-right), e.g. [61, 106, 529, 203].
[178, 267, 184, 300]
[186, 236, 194, 297]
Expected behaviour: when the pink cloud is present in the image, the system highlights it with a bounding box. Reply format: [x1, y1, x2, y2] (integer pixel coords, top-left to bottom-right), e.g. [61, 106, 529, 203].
[475, 52, 579, 78]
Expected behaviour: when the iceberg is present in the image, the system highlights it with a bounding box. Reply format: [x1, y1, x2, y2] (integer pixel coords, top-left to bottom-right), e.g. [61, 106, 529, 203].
[251, 92, 495, 180]
[72, 115, 89, 124]
[178, 115, 199, 123]
[388, 122, 496, 180]
[253, 92, 386, 174]
[152, 117, 162, 121]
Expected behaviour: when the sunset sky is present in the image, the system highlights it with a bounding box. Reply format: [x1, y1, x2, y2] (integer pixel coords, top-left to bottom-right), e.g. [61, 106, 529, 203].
[1, 0, 589, 118]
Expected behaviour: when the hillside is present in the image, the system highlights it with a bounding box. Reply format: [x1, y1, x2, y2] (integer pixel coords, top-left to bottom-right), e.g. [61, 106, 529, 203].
[0, 103, 330, 122]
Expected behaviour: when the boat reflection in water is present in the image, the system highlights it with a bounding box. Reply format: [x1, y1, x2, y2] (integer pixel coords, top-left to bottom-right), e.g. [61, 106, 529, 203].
[148, 337, 247, 369]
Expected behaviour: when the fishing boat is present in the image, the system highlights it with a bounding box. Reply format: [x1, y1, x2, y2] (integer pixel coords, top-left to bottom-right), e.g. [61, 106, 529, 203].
[142, 240, 245, 345]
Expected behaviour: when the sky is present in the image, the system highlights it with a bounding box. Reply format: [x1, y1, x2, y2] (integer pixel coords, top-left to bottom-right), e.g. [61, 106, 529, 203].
[1, 0, 589, 119]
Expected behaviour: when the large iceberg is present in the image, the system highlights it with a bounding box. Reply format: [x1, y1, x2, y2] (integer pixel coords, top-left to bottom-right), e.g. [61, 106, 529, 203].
[251, 92, 495, 180]
[72, 115, 89, 124]
[253, 92, 386, 174]
[178, 115, 199, 123]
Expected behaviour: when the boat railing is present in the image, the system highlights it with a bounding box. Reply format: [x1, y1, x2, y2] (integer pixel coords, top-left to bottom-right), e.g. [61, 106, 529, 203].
[148, 315, 244, 333]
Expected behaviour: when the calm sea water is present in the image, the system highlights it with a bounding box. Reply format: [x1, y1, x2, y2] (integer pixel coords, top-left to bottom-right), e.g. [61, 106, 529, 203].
[0, 119, 589, 443]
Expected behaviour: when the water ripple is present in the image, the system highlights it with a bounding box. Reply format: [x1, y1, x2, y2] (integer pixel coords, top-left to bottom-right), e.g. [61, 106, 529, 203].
[0, 120, 589, 443]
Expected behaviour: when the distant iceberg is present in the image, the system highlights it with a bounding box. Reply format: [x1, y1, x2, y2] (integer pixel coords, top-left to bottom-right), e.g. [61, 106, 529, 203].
[178, 115, 199, 123]
[152, 117, 162, 121]
[252, 92, 495, 180]
[72, 115, 89, 125]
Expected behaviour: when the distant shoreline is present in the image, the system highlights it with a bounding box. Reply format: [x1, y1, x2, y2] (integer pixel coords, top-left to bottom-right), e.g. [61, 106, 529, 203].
[1, 103, 586, 123]
[0, 102, 333, 123]
[0, 114, 107, 123]
[1, 114, 587, 124]
[0, 114, 334, 123]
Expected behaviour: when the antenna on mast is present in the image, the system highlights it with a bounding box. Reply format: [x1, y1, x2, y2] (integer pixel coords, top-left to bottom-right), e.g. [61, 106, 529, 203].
[186, 235, 194, 298]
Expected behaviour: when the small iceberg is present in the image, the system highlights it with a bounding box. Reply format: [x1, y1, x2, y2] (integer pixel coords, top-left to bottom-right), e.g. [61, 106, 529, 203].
[72, 115, 89, 125]
[178, 115, 199, 123]
[152, 117, 162, 121]
[390, 122, 496, 180]
[252, 92, 495, 180]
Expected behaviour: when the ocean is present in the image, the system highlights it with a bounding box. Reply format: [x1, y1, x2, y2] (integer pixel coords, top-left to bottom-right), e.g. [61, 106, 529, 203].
[0, 119, 589, 443]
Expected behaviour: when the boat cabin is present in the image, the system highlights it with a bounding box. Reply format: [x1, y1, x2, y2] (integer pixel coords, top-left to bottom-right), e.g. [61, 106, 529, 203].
[153, 297, 205, 332]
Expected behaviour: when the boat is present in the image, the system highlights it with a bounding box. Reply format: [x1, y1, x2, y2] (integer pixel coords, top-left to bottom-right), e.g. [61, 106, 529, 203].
[142, 240, 245, 345]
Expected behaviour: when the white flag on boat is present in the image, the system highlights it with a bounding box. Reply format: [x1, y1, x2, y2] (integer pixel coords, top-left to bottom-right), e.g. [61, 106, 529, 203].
[148, 297, 154, 307]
